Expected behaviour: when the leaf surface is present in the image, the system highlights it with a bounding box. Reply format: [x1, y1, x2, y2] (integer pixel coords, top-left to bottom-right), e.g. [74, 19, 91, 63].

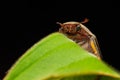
[4, 32, 120, 80]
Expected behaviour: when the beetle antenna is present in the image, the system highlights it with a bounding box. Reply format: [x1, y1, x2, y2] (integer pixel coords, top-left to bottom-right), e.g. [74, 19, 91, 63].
[81, 18, 89, 24]
[56, 22, 63, 27]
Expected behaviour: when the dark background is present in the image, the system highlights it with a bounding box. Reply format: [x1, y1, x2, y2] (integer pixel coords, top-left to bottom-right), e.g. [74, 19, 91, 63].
[0, 0, 120, 79]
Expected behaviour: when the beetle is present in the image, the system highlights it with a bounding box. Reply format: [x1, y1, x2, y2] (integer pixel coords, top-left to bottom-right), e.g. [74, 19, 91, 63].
[57, 19, 101, 59]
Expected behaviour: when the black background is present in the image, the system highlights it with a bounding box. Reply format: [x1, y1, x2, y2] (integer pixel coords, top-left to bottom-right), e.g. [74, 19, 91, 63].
[0, 0, 120, 79]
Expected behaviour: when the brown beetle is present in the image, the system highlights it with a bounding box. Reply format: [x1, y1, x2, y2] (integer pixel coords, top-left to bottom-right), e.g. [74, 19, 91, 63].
[57, 19, 101, 59]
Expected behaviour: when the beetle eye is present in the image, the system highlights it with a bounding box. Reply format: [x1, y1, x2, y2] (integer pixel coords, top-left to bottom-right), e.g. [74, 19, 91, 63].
[76, 25, 81, 31]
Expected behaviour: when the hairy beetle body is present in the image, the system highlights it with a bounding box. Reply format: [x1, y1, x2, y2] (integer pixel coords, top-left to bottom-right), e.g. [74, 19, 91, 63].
[57, 20, 101, 59]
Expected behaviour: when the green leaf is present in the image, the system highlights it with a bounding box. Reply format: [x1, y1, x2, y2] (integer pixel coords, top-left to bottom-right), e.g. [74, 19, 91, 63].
[4, 32, 120, 80]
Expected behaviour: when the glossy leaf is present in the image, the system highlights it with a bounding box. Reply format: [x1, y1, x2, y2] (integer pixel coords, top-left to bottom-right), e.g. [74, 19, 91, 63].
[4, 32, 120, 80]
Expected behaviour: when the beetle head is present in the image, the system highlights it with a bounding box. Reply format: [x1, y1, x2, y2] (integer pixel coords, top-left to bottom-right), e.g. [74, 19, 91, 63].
[57, 22, 81, 34]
